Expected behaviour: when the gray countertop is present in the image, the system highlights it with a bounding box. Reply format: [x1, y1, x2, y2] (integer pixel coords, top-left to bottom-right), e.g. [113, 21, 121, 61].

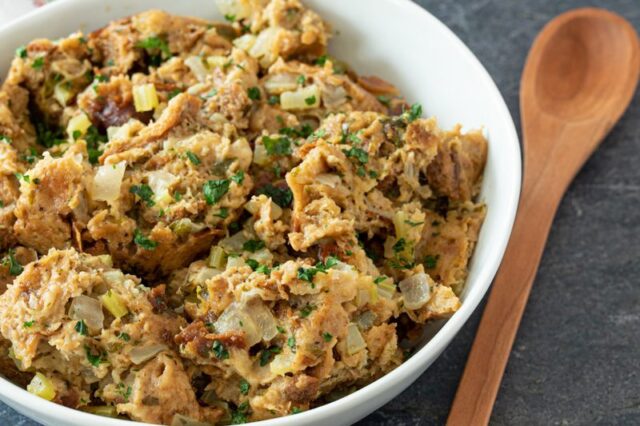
[2, 0, 639, 425]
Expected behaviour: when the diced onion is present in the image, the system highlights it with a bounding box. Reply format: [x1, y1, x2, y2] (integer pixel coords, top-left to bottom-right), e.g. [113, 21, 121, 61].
[226, 256, 246, 269]
[249, 27, 276, 58]
[214, 0, 253, 20]
[102, 270, 125, 285]
[101, 290, 129, 319]
[185, 56, 210, 81]
[219, 232, 248, 252]
[245, 297, 278, 341]
[375, 277, 396, 299]
[54, 82, 73, 106]
[27, 372, 56, 401]
[280, 84, 321, 110]
[129, 344, 167, 365]
[133, 84, 159, 112]
[214, 301, 260, 346]
[190, 267, 220, 286]
[263, 74, 299, 94]
[69, 295, 104, 330]
[96, 254, 113, 267]
[147, 170, 177, 206]
[270, 350, 296, 375]
[248, 248, 273, 264]
[209, 246, 227, 269]
[346, 323, 367, 355]
[321, 84, 348, 108]
[214, 299, 276, 346]
[356, 311, 376, 330]
[233, 34, 256, 52]
[399, 272, 432, 310]
[91, 161, 126, 204]
[252, 142, 270, 166]
[316, 173, 341, 188]
[67, 113, 92, 139]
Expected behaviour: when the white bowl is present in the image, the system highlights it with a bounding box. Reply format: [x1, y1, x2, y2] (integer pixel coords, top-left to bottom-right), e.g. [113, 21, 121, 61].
[0, 0, 521, 424]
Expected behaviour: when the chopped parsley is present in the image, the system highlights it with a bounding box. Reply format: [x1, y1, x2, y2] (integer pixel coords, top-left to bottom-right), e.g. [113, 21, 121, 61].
[374, 276, 388, 284]
[406, 103, 422, 122]
[231, 401, 249, 424]
[231, 170, 245, 184]
[23, 321, 34, 328]
[14, 173, 30, 183]
[0, 135, 11, 144]
[262, 136, 292, 156]
[287, 336, 296, 351]
[297, 75, 306, 85]
[168, 88, 182, 99]
[212, 340, 229, 360]
[21, 147, 39, 164]
[247, 86, 261, 101]
[31, 56, 44, 69]
[84, 126, 108, 164]
[315, 55, 328, 66]
[239, 379, 250, 396]
[117, 332, 131, 342]
[130, 184, 155, 207]
[322, 332, 333, 342]
[203, 179, 230, 205]
[214, 208, 229, 219]
[291, 407, 303, 414]
[246, 259, 271, 275]
[16, 46, 27, 58]
[242, 239, 265, 253]
[135, 36, 171, 58]
[267, 95, 279, 105]
[377, 95, 392, 107]
[280, 123, 313, 139]
[392, 238, 406, 254]
[2, 249, 23, 276]
[35, 122, 66, 148]
[297, 256, 338, 283]
[423, 254, 439, 269]
[116, 383, 132, 402]
[133, 229, 158, 250]
[186, 151, 201, 165]
[276, 326, 286, 334]
[224, 14, 236, 23]
[84, 345, 105, 367]
[256, 184, 293, 208]
[342, 147, 369, 164]
[74, 320, 88, 336]
[304, 95, 316, 106]
[405, 220, 424, 227]
[299, 304, 315, 318]
[259, 346, 282, 366]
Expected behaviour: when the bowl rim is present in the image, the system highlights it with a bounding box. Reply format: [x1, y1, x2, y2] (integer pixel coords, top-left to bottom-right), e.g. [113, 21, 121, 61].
[0, 0, 522, 424]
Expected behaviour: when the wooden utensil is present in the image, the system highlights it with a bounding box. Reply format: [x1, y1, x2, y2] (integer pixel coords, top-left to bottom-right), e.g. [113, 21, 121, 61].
[447, 8, 640, 425]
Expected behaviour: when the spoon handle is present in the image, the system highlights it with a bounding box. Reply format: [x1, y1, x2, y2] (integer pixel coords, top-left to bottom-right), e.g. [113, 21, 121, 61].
[446, 174, 566, 425]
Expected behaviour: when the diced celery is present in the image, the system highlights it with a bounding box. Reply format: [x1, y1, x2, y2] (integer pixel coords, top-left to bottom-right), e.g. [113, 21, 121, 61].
[209, 246, 227, 269]
[27, 372, 56, 401]
[100, 290, 128, 318]
[82, 405, 118, 417]
[252, 142, 270, 166]
[66, 113, 92, 139]
[226, 256, 246, 269]
[132, 84, 159, 112]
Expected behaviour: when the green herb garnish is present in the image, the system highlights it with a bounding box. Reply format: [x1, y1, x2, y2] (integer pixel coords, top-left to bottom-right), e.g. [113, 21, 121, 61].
[256, 184, 293, 208]
[130, 184, 155, 207]
[133, 228, 158, 250]
[242, 240, 265, 253]
[262, 136, 292, 156]
[212, 340, 229, 360]
[247, 87, 261, 101]
[203, 179, 230, 205]
[186, 151, 201, 165]
[75, 320, 88, 336]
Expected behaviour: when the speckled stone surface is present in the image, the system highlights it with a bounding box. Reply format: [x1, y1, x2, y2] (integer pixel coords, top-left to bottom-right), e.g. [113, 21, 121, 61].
[2, 0, 639, 425]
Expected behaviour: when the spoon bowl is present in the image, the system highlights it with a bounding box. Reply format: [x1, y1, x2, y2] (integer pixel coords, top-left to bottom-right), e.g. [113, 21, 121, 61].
[449, 8, 640, 425]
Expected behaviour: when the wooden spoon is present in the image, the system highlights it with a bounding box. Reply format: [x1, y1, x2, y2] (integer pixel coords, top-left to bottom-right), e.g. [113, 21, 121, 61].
[447, 8, 640, 425]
